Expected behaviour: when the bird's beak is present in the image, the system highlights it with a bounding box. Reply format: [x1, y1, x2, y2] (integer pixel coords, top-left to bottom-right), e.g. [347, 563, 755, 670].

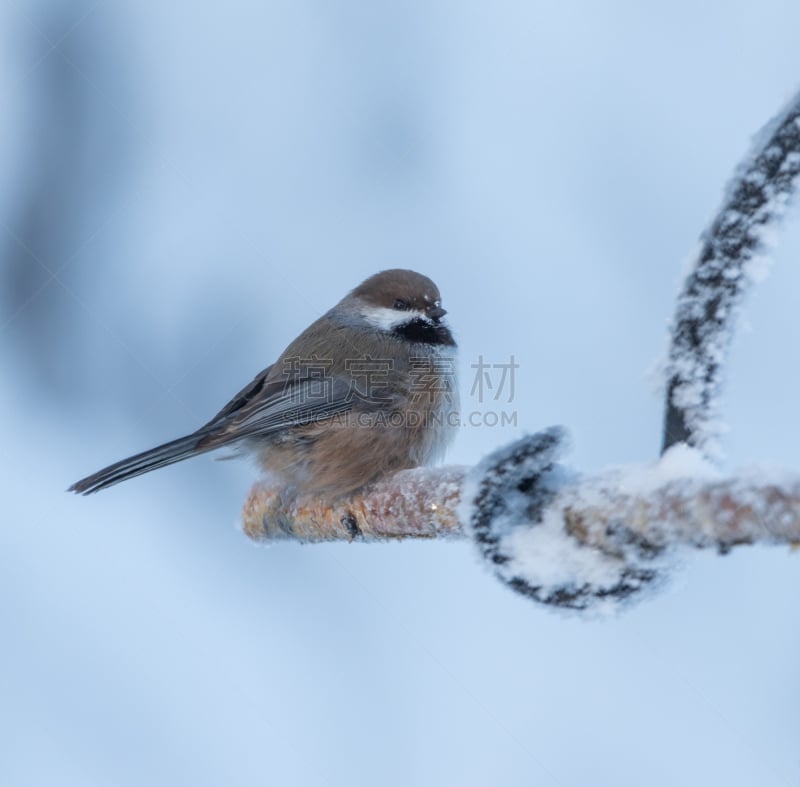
[428, 306, 447, 321]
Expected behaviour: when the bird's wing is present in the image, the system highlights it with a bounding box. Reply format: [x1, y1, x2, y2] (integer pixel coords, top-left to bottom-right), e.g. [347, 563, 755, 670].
[194, 365, 356, 450]
[202, 364, 276, 425]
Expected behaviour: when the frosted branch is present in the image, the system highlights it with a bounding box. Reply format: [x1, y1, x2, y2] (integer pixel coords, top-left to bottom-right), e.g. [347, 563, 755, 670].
[242, 466, 466, 542]
[244, 431, 800, 611]
[663, 88, 800, 456]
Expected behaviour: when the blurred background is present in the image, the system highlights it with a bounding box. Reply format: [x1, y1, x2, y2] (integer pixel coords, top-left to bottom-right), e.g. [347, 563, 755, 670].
[2, 1, 800, 785]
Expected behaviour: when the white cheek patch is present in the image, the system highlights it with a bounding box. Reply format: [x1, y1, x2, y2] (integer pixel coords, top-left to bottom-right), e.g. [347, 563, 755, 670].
[360, 305, 429, 330]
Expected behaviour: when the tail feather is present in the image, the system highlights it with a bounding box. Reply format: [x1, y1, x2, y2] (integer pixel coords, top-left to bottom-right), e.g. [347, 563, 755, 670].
[69, 431, 214, 495]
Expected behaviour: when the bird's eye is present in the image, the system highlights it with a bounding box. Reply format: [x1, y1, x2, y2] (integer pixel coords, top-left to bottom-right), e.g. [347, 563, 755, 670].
[393, 299, 408, 310]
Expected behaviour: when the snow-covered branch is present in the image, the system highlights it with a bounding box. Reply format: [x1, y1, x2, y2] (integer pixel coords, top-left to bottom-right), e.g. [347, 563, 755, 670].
[663, 88, 800, 456]
[244, 430, 800, 610]
[463, 430, 799, 610]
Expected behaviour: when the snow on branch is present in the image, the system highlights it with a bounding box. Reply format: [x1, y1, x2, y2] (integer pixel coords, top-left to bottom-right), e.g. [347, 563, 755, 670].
[663, 88, 800, 456]
[244, 429, 800, 611]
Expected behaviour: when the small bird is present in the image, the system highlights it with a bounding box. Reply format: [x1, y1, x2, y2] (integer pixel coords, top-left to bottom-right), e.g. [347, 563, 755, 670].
[70, 269, 458, 498]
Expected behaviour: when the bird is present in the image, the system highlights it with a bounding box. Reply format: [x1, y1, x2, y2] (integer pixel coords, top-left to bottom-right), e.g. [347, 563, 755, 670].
[69, 269, 458, 499]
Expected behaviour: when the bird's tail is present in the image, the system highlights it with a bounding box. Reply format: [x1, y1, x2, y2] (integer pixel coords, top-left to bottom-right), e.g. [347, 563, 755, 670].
[69, 431, 216, 495]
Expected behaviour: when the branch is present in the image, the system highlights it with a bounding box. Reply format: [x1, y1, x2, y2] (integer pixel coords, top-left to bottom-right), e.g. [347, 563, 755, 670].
[242, 466, 466, 542]
[662, 88, 800, 456]
[244, 431, 800, 610]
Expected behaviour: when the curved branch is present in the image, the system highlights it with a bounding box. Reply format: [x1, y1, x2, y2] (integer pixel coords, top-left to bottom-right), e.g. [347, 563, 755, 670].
[243, 432, 800, 610]
[663, 88, 800, 456]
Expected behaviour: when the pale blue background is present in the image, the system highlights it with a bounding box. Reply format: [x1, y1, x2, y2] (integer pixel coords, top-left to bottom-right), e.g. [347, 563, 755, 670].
[2, 2, 799, 785]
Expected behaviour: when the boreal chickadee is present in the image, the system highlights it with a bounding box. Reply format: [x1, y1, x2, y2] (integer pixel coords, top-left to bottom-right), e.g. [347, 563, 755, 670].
[70, 269, 458, 498]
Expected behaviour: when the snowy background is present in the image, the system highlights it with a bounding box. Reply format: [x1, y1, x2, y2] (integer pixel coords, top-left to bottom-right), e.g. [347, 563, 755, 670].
[2, 1, 800, 785]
